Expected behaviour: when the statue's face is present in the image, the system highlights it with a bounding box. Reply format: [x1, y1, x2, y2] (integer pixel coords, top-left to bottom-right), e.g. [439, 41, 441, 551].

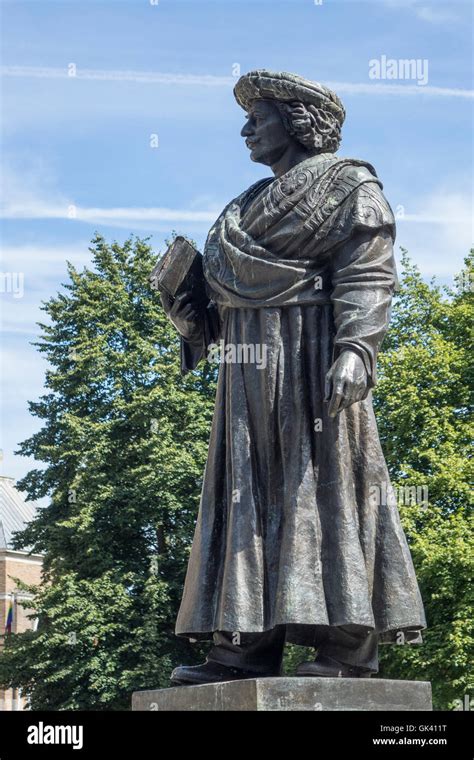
[241, 99, 293, 166]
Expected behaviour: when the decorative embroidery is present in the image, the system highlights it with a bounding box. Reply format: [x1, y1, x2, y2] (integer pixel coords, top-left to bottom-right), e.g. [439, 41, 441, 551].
[203, 156, 395, 308]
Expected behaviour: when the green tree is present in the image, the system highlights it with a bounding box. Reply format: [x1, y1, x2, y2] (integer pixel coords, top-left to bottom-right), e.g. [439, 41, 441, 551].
[375, 250, 473, 710]
[284, 252, 473, 711]
[0, 239, 471, 711]
[0, 234, 215, 709]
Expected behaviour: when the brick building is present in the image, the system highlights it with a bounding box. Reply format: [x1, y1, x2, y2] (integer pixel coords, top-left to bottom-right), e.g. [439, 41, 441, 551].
[0, 476, 43, 710]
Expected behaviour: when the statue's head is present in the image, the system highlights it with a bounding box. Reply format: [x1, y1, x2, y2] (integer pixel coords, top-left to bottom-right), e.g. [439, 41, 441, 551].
[234, 70, 345, 167]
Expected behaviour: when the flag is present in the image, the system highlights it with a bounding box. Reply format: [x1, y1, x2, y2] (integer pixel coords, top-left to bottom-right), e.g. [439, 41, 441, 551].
[5, 597, 13, 634]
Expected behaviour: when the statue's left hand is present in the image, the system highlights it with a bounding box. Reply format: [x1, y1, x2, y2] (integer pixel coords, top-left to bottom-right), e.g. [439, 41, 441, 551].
[160, 290, 203, 343]
[325, 352, 368, 418]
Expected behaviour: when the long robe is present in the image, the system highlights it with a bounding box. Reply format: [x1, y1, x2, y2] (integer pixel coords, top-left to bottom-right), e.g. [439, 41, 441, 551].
[175, 152, 426, 646]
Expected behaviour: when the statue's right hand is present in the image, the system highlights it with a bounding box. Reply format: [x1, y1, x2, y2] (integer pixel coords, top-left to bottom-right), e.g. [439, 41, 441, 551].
[160, 290, 202, 343]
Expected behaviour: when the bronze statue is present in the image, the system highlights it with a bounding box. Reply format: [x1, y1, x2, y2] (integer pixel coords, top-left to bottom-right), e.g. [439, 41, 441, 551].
[160, 70, 426, 685]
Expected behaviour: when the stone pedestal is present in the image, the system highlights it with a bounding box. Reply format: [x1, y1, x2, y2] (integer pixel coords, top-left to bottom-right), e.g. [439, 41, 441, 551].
[132, 677, 432, 711]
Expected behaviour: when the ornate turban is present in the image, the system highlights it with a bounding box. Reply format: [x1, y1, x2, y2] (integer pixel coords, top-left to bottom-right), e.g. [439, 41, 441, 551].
[233, 69, 346, 126]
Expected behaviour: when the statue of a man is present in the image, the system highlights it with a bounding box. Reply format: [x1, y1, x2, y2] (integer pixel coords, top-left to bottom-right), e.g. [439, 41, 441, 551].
[161, 70, 426, 685]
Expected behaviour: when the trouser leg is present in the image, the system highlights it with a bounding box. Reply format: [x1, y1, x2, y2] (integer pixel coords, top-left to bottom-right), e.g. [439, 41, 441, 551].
[316, 626, 379, 673]
[206, 626, 286, 675]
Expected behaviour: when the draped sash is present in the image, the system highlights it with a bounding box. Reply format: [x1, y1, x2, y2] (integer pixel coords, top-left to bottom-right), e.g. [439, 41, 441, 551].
[203, 153, 396, 310]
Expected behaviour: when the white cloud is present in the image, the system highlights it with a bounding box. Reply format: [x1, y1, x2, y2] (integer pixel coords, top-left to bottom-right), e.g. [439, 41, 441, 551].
[382, 0, 461, 23]
[1, 65, 472, 100]
[0, 343, 48, 484]
[1, 243, 89, 267]
[326, 81, 472, 99]
[395, 189, 473, 277]
[1, 162, 219, 229]
[1, 201, 218, 224]
[415, 5, 459, 23]
[397, 189, 473, 228]
[0, 243, 92, 290]
[0, 66, 234, 87]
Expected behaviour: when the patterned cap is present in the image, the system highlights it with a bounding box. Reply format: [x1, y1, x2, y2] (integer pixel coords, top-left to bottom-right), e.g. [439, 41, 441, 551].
[234, 69, 346, 124]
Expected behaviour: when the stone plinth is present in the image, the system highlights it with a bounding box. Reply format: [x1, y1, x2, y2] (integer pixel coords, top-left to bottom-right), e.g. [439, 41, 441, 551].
[132, 677, 432, 711]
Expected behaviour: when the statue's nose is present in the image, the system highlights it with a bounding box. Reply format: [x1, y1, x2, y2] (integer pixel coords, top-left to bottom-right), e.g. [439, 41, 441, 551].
[241, 120, 253, 137]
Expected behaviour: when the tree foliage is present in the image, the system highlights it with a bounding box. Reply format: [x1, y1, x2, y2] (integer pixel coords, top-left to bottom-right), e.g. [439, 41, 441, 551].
[0, 235, 215, 709]
[0, 239, 471, 710]
[375, 250, 473, 710]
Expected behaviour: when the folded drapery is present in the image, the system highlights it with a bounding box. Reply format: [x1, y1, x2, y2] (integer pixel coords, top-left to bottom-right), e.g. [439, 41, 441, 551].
[174, 153, 426, 646]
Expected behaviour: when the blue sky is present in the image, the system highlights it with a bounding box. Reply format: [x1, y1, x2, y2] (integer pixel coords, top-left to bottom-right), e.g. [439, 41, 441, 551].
[1, 0, 473, 486]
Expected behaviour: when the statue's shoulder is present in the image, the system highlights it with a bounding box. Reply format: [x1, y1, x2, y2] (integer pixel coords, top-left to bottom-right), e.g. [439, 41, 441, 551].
[332, 157, 396, 235]
[330, 156, 379, 187]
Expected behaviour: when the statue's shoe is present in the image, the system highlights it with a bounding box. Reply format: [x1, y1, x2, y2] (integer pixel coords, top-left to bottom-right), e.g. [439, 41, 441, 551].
[170, 660, 278, 686]
[296, 654, 374, 679]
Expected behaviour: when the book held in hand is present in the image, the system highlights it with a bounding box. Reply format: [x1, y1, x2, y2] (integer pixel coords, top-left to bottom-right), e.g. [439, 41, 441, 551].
[150, 236, 208, 307]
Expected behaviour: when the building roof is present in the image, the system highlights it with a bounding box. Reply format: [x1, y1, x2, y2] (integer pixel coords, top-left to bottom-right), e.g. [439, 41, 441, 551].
[0, 476, 38, 551]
